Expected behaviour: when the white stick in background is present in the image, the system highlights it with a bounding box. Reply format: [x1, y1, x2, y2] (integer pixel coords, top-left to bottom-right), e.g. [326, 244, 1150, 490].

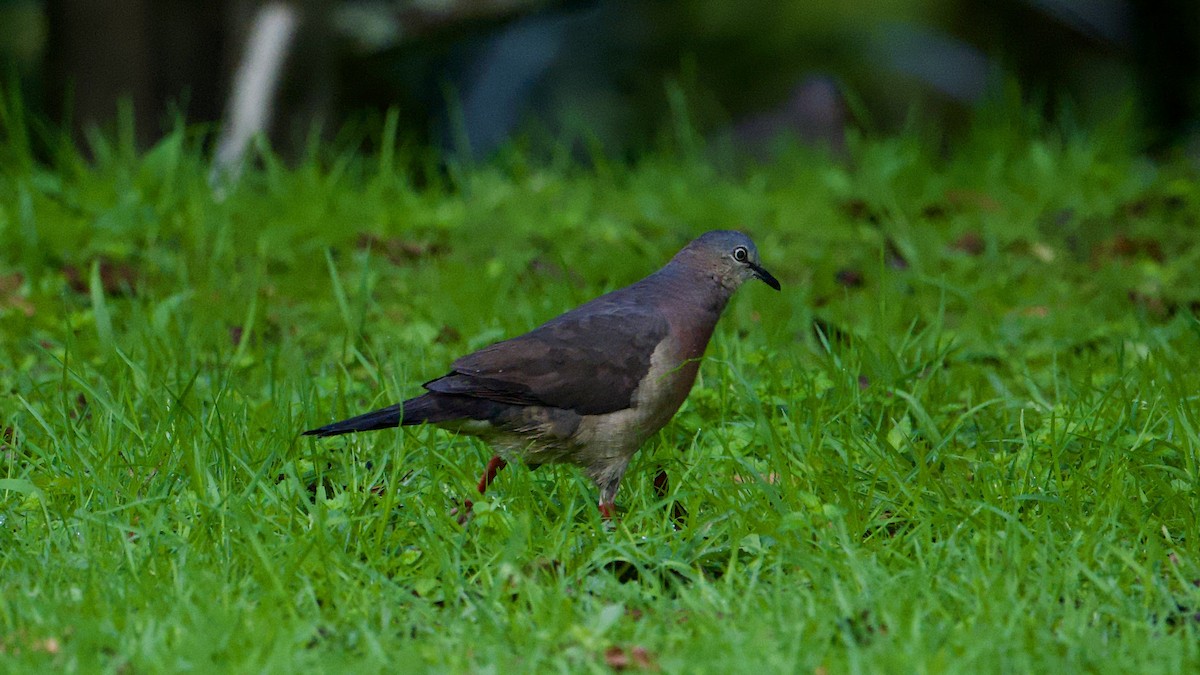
[211, 2, 299, 190]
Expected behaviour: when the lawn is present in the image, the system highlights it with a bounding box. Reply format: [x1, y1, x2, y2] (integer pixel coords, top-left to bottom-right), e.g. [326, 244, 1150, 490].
[2, 106, 1200, 672]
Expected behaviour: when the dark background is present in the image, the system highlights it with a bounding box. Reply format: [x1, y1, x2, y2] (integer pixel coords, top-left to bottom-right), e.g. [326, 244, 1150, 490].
[2, 0, 1198, 160]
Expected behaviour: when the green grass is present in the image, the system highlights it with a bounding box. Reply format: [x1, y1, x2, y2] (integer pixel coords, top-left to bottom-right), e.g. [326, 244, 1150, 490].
[2, 106, 1200, 672]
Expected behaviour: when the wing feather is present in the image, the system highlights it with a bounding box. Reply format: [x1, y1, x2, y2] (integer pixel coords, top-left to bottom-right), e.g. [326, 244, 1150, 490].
[423, 303, 669, 416]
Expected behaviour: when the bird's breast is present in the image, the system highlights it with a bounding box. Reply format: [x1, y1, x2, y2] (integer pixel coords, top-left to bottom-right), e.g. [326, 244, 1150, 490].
[629, 332, 706, 432]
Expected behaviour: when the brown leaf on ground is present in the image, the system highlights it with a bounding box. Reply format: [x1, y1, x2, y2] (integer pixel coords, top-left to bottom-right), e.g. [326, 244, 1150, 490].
[434, 324, 462, 344]
[1128, 291, 1174, 320]
[839, 199, 882, 224]
[357, 234, 449, 265]
[0, 273, 35, 317]
[604, 645, 660, 672]
[69, 393, 89, 420]
[834, 268, 864, 288]
[920, 203, 947, 219]
[630, 647, 659, 671]
[1091, 235, 1165, 266]
[604, 646, 629, 670]
[62, 258, 139, 296]
[950, 231, 985, 256]
[0, 273, 23, 294]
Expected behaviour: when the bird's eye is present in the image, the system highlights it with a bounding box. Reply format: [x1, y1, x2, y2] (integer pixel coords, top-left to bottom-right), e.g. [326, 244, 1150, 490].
[732, 246, 749, 262]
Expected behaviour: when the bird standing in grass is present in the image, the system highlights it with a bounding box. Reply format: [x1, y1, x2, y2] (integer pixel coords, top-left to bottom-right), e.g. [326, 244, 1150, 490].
[304, 230, 780, 518]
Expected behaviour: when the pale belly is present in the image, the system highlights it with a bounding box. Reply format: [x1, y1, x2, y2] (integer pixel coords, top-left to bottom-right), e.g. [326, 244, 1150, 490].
[441, 334, 705, 470]
[561, 337, 700, 467]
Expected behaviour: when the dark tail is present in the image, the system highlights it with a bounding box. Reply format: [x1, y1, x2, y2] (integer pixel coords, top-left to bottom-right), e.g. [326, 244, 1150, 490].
[303, 394, 496, 437]
[303, 403, 405, 437]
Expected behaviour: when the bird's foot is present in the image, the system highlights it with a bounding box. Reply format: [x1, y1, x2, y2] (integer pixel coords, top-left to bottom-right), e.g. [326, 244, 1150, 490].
[452, 498, 475, 525]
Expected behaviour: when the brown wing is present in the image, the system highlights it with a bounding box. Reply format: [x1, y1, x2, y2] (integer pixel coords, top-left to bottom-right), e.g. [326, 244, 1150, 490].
[423, 303, 669, 416]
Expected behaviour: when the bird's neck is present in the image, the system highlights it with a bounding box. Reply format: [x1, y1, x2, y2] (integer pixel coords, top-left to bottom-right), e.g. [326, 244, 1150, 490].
[641, 265, 731, 359]
[647, 264, 735, 314]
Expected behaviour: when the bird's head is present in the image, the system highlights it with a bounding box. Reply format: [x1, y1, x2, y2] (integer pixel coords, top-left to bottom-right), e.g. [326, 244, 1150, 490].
[674, 230, 781, 292]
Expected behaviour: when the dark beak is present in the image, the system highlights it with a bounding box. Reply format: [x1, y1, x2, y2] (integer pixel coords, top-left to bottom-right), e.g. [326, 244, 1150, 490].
[750, 262, 781, 291]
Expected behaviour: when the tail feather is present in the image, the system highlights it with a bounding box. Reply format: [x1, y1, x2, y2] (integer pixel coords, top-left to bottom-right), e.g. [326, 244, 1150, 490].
[302, 403, 405, 437]
[303, 393, 499, 437]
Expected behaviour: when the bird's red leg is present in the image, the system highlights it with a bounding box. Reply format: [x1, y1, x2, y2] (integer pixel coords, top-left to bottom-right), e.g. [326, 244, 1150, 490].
[456, 456, 508, 524]
[477, 455, 507, 494]
[598, 502, 616, 520]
